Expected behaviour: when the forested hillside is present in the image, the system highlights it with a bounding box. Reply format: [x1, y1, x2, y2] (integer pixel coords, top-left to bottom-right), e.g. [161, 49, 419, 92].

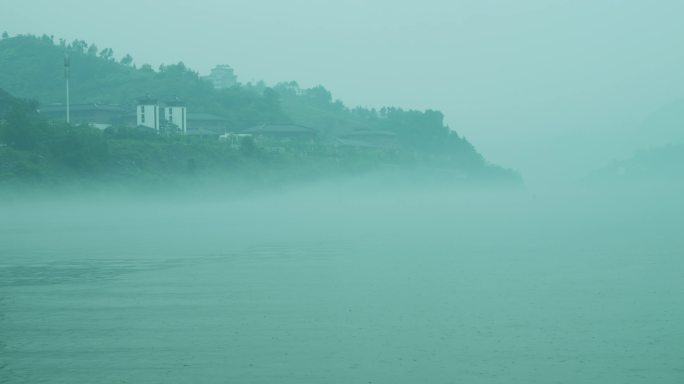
[0, 34, 286, 128]
[0, 33, 521, 187]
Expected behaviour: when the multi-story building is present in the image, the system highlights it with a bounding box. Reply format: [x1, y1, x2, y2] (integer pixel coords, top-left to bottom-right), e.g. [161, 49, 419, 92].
[164, 100, 187, 134]
[204, 65, 237, 90]
[137, 97, 160, 131]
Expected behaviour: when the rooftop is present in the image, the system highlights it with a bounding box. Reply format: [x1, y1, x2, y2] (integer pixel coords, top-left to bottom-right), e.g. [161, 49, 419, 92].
[137, 96, 158, 105]
[339, 130, 396, 138]
[242, 124, 317, 134]
[188, 112, 227, 121]
[38, 103, 127, 113]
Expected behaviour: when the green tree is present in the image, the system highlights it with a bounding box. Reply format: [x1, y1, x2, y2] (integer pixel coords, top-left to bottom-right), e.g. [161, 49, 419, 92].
[305, 86, 332, 105]
[99, 48, 114, 60]
[50, 124, 110, 172]
[0, 99, 41, 150]
[120, 54, 133, 66]
[70, 39, 87, 53]
[240, 135, 257, 155]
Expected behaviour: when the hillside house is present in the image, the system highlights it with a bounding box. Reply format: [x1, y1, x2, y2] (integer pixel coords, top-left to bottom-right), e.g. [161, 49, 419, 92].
[335, 130, 400, 149]
[136, 97, 190, 133]
[34, 96, 228, 136]
[242, 124, 317, 142]
[187, 112, 228, 133]
[203, 65, 237, 90]
[39, 103, 127, 129]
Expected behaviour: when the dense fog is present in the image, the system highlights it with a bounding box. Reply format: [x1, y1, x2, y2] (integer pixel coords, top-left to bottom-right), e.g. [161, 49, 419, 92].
[2, 0, 684, 382]
[2, 176, 683, 383]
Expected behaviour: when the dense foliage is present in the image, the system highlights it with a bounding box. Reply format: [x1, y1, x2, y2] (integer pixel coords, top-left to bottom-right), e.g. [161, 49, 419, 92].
[0, 33, 521, 187]
[0, 34, 287, 128]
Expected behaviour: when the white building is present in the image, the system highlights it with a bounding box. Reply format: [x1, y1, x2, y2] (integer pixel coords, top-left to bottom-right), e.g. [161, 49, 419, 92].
[137, 98, 160, 131]
[205, 65, 237, 90]
[136, 98, 188, 134]
[164, 101, 187, 134]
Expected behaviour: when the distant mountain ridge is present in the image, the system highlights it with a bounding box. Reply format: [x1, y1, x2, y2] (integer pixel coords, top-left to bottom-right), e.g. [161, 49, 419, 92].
[587, 143, 684, 187]
[633, 99, 684, 147]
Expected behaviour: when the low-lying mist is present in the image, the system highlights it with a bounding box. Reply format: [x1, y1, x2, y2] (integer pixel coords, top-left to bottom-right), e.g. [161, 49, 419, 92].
[2, 170, 683, 383]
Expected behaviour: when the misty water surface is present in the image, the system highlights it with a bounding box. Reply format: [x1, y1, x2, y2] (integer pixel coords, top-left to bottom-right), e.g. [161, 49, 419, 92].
[1, 182, 683, 383]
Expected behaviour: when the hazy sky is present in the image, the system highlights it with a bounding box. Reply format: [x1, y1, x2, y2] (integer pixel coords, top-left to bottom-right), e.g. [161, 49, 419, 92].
[3, 0, 684, 182]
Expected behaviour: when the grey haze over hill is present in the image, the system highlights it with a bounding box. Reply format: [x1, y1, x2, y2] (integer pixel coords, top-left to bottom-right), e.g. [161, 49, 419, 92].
[3, 3, 684, 383]
[2, 0, 684, 184]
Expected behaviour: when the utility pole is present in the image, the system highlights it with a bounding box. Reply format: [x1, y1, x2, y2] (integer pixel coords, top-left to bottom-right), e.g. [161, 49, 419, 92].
[64, 54, 70, 124]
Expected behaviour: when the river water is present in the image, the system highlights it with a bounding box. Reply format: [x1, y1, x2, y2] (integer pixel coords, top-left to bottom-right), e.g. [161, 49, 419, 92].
[1, 185, 683, 383]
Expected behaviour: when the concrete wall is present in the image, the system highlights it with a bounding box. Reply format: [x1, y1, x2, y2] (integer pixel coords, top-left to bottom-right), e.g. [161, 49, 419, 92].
[137, 104, 159, 131]
[165, 106, 187, 133]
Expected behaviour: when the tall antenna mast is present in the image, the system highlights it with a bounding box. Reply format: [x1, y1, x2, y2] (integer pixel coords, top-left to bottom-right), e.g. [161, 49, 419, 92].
[64, 54, 70, 124]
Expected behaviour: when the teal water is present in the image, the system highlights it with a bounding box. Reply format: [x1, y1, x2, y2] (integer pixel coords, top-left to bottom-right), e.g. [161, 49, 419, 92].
[1, 188, 683, 383]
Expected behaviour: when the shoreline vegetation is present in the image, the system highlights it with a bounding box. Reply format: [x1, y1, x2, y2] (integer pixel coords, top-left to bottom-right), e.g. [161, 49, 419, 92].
[0, 34, 521, 193]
